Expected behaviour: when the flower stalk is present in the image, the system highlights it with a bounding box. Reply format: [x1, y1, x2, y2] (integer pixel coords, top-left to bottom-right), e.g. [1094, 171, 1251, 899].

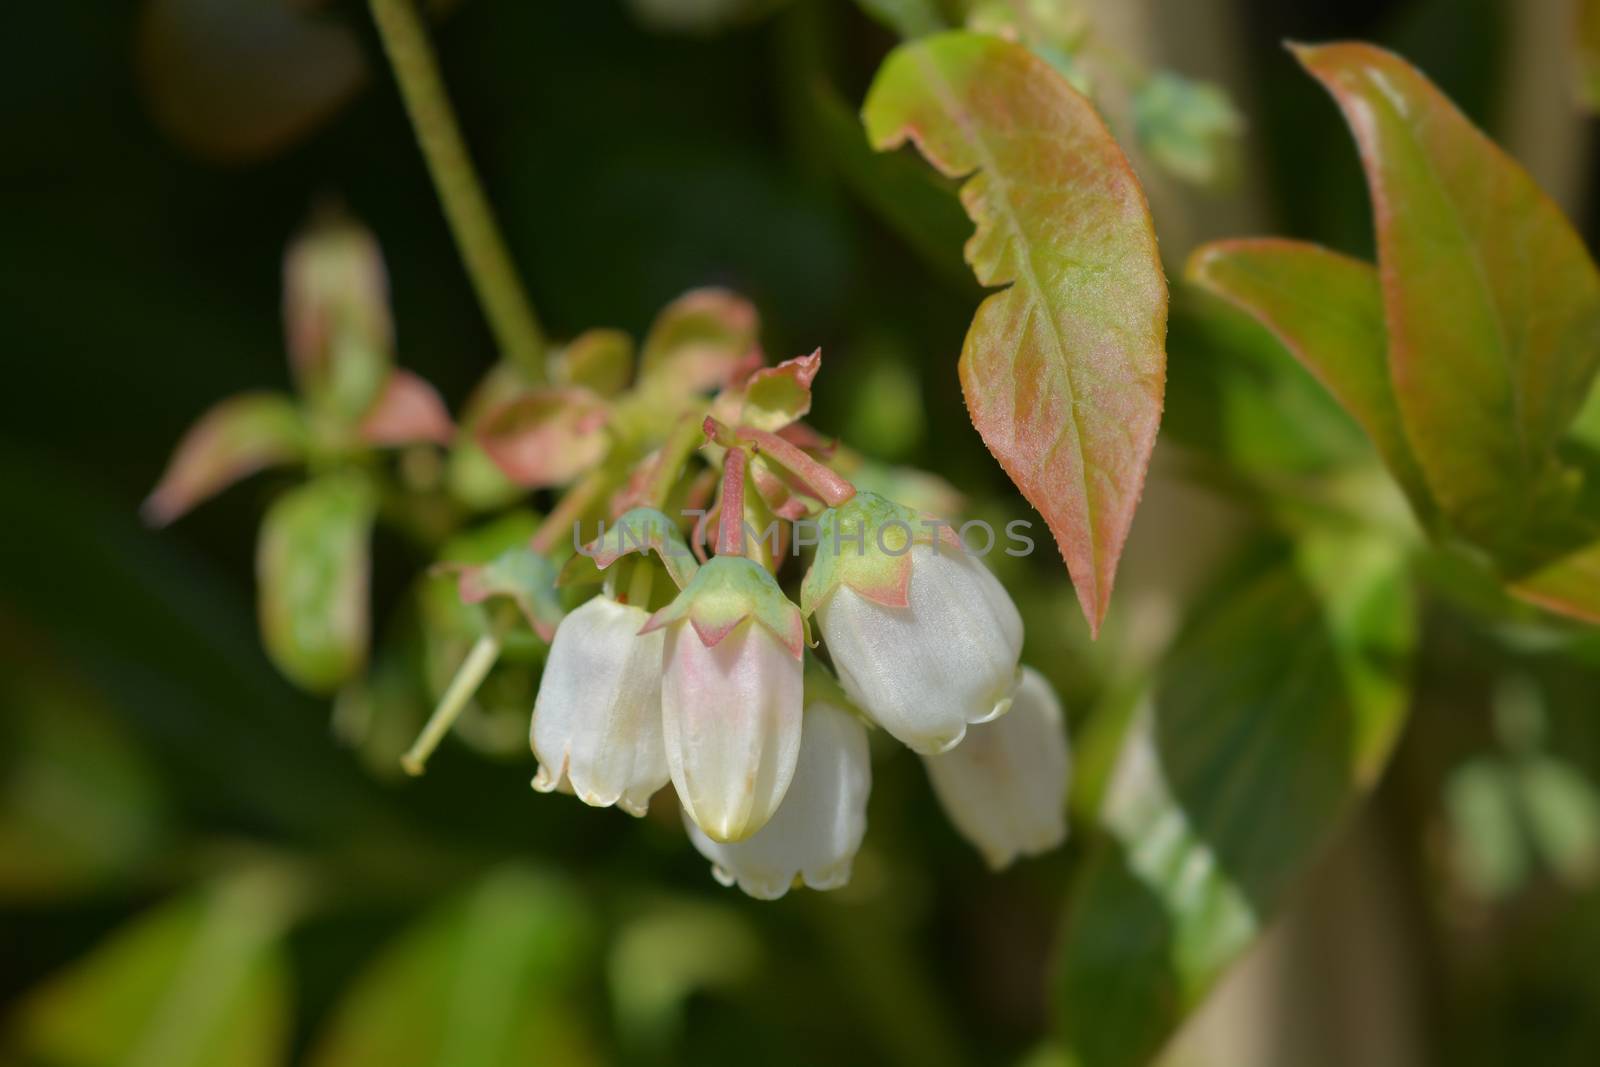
[647, 413, 708, 509]
[738, 426, 855, 507]
[529, 466, 612, 554]
[400, 631, 502, 775]
[368, 0, 547, 378]
[716, 446, 751, 557]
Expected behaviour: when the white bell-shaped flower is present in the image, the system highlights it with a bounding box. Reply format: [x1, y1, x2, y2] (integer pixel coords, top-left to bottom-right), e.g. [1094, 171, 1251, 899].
[687, 699, 871, 899]
[530, 594, 668, 816]
[923, 666, 1069, 869]
[645, 556, 807, 843]
[816, 540, 1023, 755]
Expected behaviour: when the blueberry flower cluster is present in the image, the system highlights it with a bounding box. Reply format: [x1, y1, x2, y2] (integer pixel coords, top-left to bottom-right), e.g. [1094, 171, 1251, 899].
[526, 381, 1071, 900]
[147, 219, 1071, 900]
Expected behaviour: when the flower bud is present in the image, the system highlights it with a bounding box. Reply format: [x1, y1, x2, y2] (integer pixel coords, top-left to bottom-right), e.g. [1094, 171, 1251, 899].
[645, 556, 806, 842]
[803, 494, 1023, 754]
[531, 594, 668, 816]
[923, 667, 1069, 869]
[687, 700, 870, 899]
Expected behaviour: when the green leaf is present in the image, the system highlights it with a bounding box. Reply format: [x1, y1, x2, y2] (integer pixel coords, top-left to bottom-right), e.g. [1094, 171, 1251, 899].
[1509, 538, 1600, 625]
[282, 217, 394, 425]
[256, 472, 375, 693]
[1162, 287, 1376, 485]
[475, 387, 610, 490]
[1186, 238, 1435, 523]
[1053, 532, 1415, 1066]
[638, 288, 760, 397]
[1577, 0, 1600, 112]
[1295, 41, 1600, 557]
[144, 392, 307, 526]
[0, 665, 169, 896]
[7, 873, 299, 1067]
[306, 866, 596, 1067]
[1445, 758, 1529, 900]
[852, 0, 946, 38]
[1131, 71, 1243, 189]
[607, 901, 761, 1051]
[553, 328, 634, 397]
[1519, 755, 1600, 885]
[863, 32, 1168, 635]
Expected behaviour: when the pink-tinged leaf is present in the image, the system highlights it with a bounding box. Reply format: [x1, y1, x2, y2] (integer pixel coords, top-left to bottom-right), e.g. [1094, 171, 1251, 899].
[638, 289, 762, 396]
[144, 391, 307, 527]
[1296, 42, 1600, 557]
[554, 328, 634, 396]
[283, 216, 394, 422]
[1186, 238, 1435, 524]
[359, 370, 455, 447]
[476, 388, 609, 489]
[863, 32, 1167, 635]
[736, 349, 821, 432]
[1509, 539, 1600, 625]
[257, 473, 375, 694]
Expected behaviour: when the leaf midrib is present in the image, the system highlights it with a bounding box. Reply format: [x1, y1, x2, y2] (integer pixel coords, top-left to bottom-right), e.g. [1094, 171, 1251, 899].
[911, 45, 1101, 603]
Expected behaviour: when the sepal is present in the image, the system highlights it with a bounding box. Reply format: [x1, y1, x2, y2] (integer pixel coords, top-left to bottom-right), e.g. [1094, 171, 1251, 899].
[799, 491, 962, 615]
[434, 546, 564, 642]
[558, 506, 700, 591]
[642, 555, 805, 657]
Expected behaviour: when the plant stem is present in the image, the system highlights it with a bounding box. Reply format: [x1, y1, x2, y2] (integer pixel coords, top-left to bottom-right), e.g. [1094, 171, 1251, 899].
[401, 632, 502, 775]
[716, 447, 750, 556]
[369, 0, 547, 379]
[647, 413, 708, 510]
[625, 556, 656, 607]
[738, 426, 855, 506]
[530, 466, 612, 554]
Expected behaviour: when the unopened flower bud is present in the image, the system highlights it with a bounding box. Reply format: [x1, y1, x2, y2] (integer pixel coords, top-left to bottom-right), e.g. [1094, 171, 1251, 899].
[687, 699, 870, 899]
[644, 556, 806, 842]
[923, 667, 1069, 869]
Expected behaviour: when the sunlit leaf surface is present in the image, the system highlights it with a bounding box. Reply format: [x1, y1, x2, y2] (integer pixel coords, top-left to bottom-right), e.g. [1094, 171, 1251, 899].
[1186, 238, 1434, 524]
[863, 32, 1167, 634]
[1054, 533, 1415, 1066]
[1296, 42, 1600, 558]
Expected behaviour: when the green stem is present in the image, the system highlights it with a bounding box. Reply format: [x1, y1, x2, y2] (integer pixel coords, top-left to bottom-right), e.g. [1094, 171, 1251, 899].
[401, 632, 502, 776]
[530, 466, 613, 555]
[369, 0, 547, 378]
[647, 413, 708, 510]
[625, 556, 656, 608]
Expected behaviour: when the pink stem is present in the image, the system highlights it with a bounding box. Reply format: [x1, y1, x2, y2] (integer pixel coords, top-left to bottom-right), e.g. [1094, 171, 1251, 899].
[716, 447, 749, 557]
[737, 427, 855, 507]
